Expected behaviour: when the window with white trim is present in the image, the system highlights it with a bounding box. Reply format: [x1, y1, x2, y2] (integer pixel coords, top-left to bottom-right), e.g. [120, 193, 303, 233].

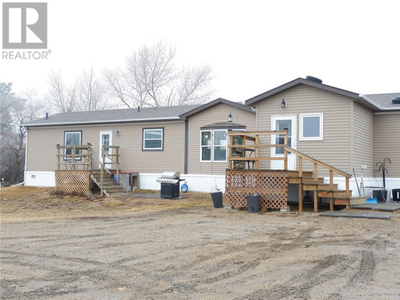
[300, 113, 323, 141]
[200, 130, 227, 162]
[64, 131, 82, 160]
[143, 128, 163, 150]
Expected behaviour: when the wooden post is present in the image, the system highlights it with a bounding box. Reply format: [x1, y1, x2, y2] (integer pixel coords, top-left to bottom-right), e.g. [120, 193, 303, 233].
[72, 147, 76, 170]
[314, 163, 318, 182]
[299, 156, 303, 177]
[314, 190, 318, 212]
[57, 146, 60, 170]
[101, 146, 106, 167]
[299, 180, 303, 213]
[241, 135, 246, 170]
[255, 134, 259, 169]
[346, 177, 350, 198]
[116, 147, 119, 183]
[87, 148, 91, 171]
[283, 132, 288, 170]
[329, 170, 333, 190]
[100, 162, 104, 195]
[228, 134, 233, 169]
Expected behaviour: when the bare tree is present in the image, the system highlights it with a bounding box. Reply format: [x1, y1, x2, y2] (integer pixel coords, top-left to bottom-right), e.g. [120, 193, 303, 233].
[77, 66, 113, 111]
[0, 83, 44, 184]
[104, 41, 214, 108]
[46, 70, 79, 113]
[47, 68, 112, 113]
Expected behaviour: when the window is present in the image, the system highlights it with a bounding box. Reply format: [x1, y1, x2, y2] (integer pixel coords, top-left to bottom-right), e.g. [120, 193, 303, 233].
[143, 128, 163, 150]
[64, 131, 82, 159]
[300, 113, 323, 141]
[200, 130, 227, 162]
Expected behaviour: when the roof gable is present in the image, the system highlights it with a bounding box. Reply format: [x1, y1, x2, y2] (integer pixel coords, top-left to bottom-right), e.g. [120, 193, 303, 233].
[179, 98, 254, 120]
[245, 78, 361, 106]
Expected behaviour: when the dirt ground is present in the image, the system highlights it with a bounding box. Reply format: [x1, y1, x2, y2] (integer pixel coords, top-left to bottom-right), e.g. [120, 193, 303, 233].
[1, 187, 400, 299]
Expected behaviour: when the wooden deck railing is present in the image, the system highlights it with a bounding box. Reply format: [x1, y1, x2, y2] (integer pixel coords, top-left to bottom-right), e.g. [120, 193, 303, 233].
[227, 131, 352, 200]
[227, 131, 289, 170]
[57, 144, 125, 195]
[56, 144, 92, 170]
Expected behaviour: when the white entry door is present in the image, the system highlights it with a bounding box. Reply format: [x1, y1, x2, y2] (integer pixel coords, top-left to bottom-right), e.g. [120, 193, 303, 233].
[99, 131, 113, 168]
[271, 115, 297, 170]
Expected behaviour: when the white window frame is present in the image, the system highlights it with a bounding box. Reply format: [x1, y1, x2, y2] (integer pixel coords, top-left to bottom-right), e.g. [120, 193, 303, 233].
[143, 128, 164, 151]
[64, 131, 82, 160]
[200, 130, 212, 162]
[200, 129, 227, 162]
[299, 113, 323, 141]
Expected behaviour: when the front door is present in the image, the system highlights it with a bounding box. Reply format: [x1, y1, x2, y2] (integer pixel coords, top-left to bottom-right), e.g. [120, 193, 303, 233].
[99, 131, 113, 168]
[271, 115, 297, 170]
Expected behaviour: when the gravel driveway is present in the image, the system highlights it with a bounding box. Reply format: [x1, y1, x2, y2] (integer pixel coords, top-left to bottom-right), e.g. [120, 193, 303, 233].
[2, 206, 400, 299]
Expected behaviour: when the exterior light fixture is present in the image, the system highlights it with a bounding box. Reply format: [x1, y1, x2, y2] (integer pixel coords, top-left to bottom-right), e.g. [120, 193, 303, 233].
[281, 99, 287, 108]
[116, 129, 120, 135]
[228, 113, 233, 123]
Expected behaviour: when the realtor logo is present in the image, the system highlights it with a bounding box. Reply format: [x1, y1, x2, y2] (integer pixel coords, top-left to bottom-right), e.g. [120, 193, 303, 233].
[2, 2, 47, 49]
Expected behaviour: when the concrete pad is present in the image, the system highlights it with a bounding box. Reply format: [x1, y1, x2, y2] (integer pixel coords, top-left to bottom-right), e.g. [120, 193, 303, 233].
[351, 203, 400, 212]
[320, 210, 392, 219]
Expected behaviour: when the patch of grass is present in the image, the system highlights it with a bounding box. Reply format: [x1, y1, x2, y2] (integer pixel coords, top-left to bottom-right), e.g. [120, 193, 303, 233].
[1, 186, 52, 200]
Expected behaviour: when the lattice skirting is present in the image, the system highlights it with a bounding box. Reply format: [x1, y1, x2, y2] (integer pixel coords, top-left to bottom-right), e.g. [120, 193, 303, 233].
[225, 169, 288, 209]
[55, 170, 90, 195]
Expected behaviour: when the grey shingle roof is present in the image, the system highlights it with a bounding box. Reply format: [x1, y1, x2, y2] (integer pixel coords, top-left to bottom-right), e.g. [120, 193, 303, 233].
[23, 105, 201, 127]
[362, 93, 400, 110]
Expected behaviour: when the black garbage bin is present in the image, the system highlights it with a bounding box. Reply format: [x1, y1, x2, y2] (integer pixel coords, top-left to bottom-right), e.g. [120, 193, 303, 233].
[373, 190, 387, 203]
[392, 189, 400, 202]
[211, 192, 223, 208]
[246, 194, 260, 213]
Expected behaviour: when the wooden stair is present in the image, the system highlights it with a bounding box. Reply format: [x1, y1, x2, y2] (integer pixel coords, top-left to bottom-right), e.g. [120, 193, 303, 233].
[90, 169, 124, 196]
[288, 171, 352, 212]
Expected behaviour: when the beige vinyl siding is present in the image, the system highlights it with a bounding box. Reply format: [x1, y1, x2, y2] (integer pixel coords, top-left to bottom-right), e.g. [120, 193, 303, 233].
[374, 113, 400, 178]
[255, 85, 352, 176]
[187, 103, 256, 175]
[352, 102, 374, 172]
[27, 121, 185, 173]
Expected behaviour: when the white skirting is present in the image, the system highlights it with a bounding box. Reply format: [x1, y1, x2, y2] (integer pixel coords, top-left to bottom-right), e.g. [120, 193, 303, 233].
[25, 171, 55, 187]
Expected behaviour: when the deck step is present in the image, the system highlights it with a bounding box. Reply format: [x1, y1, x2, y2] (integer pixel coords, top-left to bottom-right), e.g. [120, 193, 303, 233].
[318, 190, 352, 198]
[303, 183, 339, 191]
[90, 172, 124, 195]
[288, 177, 324, 184]
[287, 170, 314, 178]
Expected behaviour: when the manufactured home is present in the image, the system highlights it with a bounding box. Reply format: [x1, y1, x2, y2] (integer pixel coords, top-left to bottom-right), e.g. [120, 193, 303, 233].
[23, 77, 399, 202]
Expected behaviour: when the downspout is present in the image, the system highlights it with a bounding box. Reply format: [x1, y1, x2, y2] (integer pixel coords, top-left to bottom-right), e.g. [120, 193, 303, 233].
[184, 119, 188, 174]
[350, 101, 354, 172]
[23, 126, 28, 185]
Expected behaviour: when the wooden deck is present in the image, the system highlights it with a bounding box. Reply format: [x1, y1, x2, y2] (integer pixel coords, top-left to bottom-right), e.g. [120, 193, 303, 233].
[226, 131, 353, 212]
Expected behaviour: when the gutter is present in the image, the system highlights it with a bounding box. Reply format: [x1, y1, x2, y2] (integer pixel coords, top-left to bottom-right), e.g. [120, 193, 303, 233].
[21, 116, 181, 127]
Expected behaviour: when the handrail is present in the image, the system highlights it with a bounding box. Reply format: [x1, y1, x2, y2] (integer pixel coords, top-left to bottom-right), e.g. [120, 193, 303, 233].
[91, 153, 111, 196]
[102, 145, 129, 184]
[91, 154, 112, 176]
[284, 146, 352, 178]
[103, 154, 128, 174]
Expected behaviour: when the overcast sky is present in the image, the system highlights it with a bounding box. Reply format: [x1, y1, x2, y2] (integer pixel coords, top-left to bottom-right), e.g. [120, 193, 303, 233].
[1, 0, 399, 103]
